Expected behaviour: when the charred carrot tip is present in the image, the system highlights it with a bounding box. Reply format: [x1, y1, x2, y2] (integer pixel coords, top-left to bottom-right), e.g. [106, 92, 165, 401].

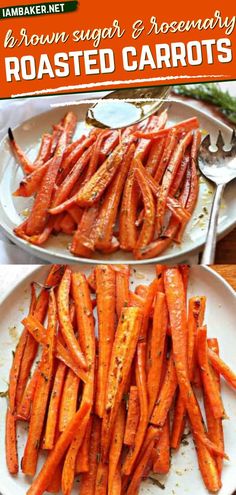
[8, 127, 14, 141]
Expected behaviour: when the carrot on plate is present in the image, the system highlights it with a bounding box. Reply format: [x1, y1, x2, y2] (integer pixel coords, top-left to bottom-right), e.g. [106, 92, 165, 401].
[22, 289, 57, 476]
[208, 347, 236, 389]
[95, 266, 116, 418]
[205, 338, 224, 477]
[94, 143, 135, 252]
[43, 361, 67, 450]
[123, 342, 148, 475]
[124, 386, 140, 447]
[5, 408, 18, 475]
[76, 415, 92, 473]
[80, 415, 101, 495]
[108, 401, 126, 494]
[134, 117, 199, 140]
[171, 295, 206, 449]
[152, 416, 170, 474]
[26, 401, 90, 495]
[59, 369, 80, 432]
[26, 130, 68, 236]
[147, 292, 168, 417]
[57, 267, 87, 371]
[16, 366, 40, 421]
[115, 265, 130, 319]
[101, 307, 143, 461]
[197, 326, 225, 420]
[164, 267, 221, 492]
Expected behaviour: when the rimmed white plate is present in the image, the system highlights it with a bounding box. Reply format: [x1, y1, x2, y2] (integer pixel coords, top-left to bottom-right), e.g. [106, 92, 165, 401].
[0, 99, 234, 265]
[0, 264, 236, 494]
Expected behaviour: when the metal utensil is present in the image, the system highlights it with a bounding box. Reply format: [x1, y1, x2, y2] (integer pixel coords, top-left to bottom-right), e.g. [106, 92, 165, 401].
[86, 85, 171, 129]
[199, 129, 236, 264]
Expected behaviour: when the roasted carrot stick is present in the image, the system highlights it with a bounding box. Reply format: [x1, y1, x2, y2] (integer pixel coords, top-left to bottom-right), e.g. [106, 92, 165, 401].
[126, 437, 155, 495]
[147, 292, 168, 417]
[169, 152, 190, 197]
[76, 416, 92, 473]
[22, 314, 88, 382]
[59, 369, 80, 432]
[57, 267, 87, 370]
[26, 130, 68, 236]
[80, 415, 101, 495]
[154, 128, 178, 185]
[70, 205, 99, 256]
[123, 342, 148, 475]
[152, 416, 170, 474]
[156, 131, 193, 235]
[164, 268, 221, 492]
[8, 127, 34, 174]
[124, 386, 140, 447]
[83, 130, 113, 183]
[57, 134, 95, 183]
[197, 326, 225, 420]
[43, 361, 67, 450]
[95, 266, 116, 418]
[101, 307, 143, 460]
[108, 401, 126, 494]
[134, 117, 199, 139]
[95, 461, 109, 495]
[9, 283, 36, 414]
[99, 130, 119, 162]
[51, 146, 93, 208]
[139, 279, 159, 340]
[94, 143, 135, 252]
[150, 352, 177, 426]
[115, 265, 130, 319]
[13, 159, 51, 197]
[174, 129, 201, 243]
[205, 338, 224, 477]
[119, 160, 139, 251]
[208, 348, 236, 389]
[5, 408, 18, 474]
[146, 136, 166, 177]
[46, 463, 62, 493]
[26, 402, 90, 495]
[61, 412, 90, 495]
[22, 290, 57, 476]
[34, 133, 53, 167]
[171, 295, 206, 449]
[16, 366, 40, 421]
[133, 162, 156, 256]
[109, 467, 122, 495]
[67, 272, 95, 479]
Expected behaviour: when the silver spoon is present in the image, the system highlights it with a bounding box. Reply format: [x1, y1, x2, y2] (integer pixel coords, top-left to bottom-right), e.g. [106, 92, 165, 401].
[199, 129, 236, 265]
[86, 85, 171, 129]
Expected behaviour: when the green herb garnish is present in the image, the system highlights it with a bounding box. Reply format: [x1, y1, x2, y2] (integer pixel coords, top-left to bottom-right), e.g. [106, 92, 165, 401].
[173, 83, 236, 124]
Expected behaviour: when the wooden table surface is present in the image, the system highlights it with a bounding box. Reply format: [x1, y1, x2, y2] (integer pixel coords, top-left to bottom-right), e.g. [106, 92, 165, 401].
[211, 264, 236, 291]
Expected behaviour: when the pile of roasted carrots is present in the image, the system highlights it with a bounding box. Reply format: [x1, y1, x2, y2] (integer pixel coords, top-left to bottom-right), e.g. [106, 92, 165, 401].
[11, 108, 200, 259]
[5, 264, 236, 494]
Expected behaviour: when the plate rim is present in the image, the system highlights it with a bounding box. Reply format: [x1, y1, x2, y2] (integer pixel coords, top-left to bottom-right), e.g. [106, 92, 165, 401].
[0, 98, 234, 265]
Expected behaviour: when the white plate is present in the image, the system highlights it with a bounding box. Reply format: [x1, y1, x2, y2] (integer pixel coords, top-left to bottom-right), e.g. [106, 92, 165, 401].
[0, 99, 234, 266]
[0, 264, 236, 495]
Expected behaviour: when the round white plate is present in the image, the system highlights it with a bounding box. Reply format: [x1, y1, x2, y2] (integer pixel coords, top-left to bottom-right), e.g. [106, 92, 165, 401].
[0, 98, 235, 266]
[0, 264, 236, 495]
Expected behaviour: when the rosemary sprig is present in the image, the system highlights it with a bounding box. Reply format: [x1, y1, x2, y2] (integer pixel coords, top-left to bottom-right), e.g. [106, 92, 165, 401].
[173, 83, 236, 125]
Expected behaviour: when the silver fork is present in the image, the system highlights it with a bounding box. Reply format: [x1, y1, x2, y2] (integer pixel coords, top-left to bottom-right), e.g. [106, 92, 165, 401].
[198, 129, 236, 265]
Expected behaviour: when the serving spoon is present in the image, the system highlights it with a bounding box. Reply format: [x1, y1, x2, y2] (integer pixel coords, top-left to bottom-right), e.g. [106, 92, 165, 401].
[86, 85, 170, 129]
[199, 129, 236, 265]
